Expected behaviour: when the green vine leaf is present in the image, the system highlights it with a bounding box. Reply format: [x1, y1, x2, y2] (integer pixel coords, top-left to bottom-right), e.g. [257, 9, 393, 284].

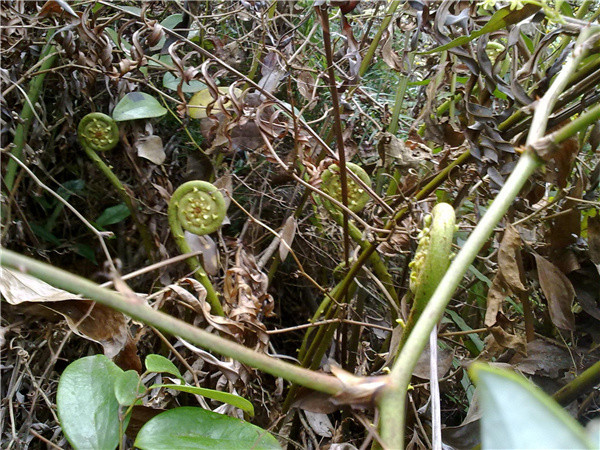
[150, 384, 255, 416]
[95, 203, 131, 227]
[134, 407, 280, 450]
[57, 355, 124, 450]
[145, 354, 184, 381]
[112, 92, 167, 122]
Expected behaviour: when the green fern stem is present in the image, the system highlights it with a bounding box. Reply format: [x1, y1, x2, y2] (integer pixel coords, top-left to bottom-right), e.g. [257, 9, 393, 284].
[78, 113, 155, 261]
[168, 180, 226, 316]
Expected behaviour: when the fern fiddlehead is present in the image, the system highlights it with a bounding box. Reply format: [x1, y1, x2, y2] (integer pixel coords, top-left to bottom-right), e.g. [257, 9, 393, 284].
[78, 113, 120, 152]
[397, 202, 455, 353]
[168, 181, 226, 316]
[321, 162, 371, 213]
[77, 113, 155, 260]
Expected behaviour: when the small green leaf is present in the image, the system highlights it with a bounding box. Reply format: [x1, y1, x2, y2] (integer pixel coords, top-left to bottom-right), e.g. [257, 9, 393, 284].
[151, 384, 254, 416]
[112, 92, 167, 122]
[470, 363, 593, 449]
[73, 243, 97, 264]
[114, 370, 143, 406]
[134, 407, 281, 450]
[145, 354, 183, 380]
[57, 355, 124, 450]
[96, 204, 131, 227]
[30, 223, 61, 245]
[163, 72, 207, 93]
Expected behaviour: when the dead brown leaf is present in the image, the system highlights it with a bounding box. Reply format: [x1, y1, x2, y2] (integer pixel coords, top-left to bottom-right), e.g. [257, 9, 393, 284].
[534, 253, 576, 330]
[509, 339, 573, 379]
[279, 216, 297, 262]
[224, 247, 273, 352]
[588, 214, 600, 267]
[550, 175, 583, 251]
[0, 268, 130, 358]
[485, 226, 526, 326]
[296, 70, 317, 106]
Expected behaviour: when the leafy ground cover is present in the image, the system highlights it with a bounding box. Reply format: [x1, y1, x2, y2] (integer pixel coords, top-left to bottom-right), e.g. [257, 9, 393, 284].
[1, 1, 599, 448]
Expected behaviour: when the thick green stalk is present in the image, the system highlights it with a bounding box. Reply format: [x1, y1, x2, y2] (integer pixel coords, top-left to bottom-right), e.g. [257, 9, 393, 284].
[4, 38, 58, 190]
[0, 247, 343, 395]
[168, 181, 226, 316]
[553, 361, 600, 406]
[379, 149, 541, 448]
[377, 25, 599, 449]
[357, 0, 402, 80]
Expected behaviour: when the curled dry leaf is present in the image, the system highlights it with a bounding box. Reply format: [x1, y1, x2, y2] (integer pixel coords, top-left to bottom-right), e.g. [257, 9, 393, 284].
[550, 175, 583, 252]
[586, 214, 600, 268]
[279, 216, 297, 262]
[178, 338, 249, 386]
[136, 135, 166, 165]
[488, 325, 527, 356]
[184, 231, 219, 276]
[168, 278, 243, 338]
[412, 341, 454, 380]
[509, 339, 574, 379]
[224, 248, 273, 352]
[0, 268, 129, 358]
[534, 253, 576, 330]
[485, 225, 526, 326]
[296, 70, 316, 106]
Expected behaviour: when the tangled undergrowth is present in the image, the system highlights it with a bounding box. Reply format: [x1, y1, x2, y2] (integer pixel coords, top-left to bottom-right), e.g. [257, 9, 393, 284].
[1, 1, 599, 449]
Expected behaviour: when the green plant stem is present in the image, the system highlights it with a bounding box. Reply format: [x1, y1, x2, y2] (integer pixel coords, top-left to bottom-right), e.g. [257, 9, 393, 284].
[329, 210, 399, 312]
[377, 24, 599, 449]
[378, 149, 542, 448]
[167, 181, 225, 316]
[284, 146, 472, 413]
[0, 247, 343, 395]
[357, 1, 402, 81]
[533, 101, 600, 152]
[4, 38, 58, 191]
[553, 361, 600, 406]
[80, 144, 156, 262]
[388, 31, 414, 136]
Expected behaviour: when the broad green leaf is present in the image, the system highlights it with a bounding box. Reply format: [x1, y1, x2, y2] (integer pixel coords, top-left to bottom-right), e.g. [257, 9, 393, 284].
[163, 72, 207, 93]
[421, 4, 540, 55]
[188, 87, 242, 119]
[96, 204, 130, 227]
[151, 384, 254, 416]
[470, 363, 593, 449]
[57, 355, 124, 450]
[134, 406, 281, 450]
[161, 13, 183, 30]
[114, 370, 143, 406]
[145, 354, 184, 380]
[112, 92, 167, 122]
